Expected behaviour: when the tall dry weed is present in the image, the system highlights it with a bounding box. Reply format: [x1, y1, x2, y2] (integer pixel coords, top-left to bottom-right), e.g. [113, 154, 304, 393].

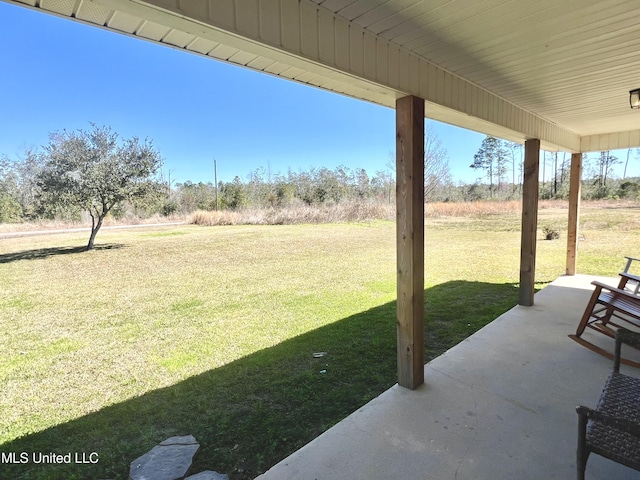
[423, 199, 600, 218]
[425, 201, 523, 217]
[188, 202, 394, 226]
[189, 199, 640, 226]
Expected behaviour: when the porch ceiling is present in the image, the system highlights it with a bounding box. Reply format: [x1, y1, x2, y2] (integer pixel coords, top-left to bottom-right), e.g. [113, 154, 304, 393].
[7, 0, 640, 152]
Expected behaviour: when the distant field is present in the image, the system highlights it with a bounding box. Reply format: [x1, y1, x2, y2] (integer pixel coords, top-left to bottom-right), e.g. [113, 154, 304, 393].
[1, 203, 639, 479]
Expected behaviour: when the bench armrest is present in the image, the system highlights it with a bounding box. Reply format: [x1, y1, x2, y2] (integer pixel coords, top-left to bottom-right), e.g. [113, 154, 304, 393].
[618, 272, 640, 291]
[577, 405, 640, 438]
[616, 328, 640, 348]
[591, 281, 640, 301]
[624, 256, 640, 273]
[615, 328, 640, 372]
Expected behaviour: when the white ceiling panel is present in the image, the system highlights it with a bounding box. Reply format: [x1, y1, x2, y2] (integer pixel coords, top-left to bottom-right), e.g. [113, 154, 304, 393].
[75, 2, 111, 25]
[246, 56, 277, 71]
[40, 0, 75, 16]
[207, 44, 240, 61]
[106, 10, 142, 34]
[136, 20, 170, 41]
[227, 50, 258, 66]
[162, 29, 195, 48]
[186, 37, 219, 55]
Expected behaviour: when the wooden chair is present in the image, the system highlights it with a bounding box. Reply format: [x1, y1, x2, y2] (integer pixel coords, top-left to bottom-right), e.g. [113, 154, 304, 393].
[569, 272, 640, 368]
[576, 328, 640, 479]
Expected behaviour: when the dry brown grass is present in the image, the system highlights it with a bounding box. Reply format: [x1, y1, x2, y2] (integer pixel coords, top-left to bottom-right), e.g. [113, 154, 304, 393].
[190, 200, 594, 226]
[0, 213, 185, 233]
[189, 202, 395, 226]
[425, 199, 640, 218]
[425, 200, 522, 217]
[0, 218, 84, 233]
[424, 199, 576, 218]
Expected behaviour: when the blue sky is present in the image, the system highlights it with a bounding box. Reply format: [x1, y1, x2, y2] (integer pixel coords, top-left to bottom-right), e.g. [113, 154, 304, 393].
[0, 2, 637, 186]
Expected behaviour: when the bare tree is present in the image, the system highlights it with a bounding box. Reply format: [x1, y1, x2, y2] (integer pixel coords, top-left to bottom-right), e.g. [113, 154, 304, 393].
[423, 124, 451, 201]
[389, 123, 451, 201]
[502, 141, 522, 195]
[623, 148, 640, 179]
[597, 151, 619, 187]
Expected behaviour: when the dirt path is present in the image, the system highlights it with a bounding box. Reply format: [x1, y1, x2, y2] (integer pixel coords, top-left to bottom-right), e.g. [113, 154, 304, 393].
[0, 222, 184, 239]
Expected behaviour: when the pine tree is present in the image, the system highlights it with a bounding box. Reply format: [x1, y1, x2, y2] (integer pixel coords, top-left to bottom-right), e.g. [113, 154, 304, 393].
[470, 136, 506, 197]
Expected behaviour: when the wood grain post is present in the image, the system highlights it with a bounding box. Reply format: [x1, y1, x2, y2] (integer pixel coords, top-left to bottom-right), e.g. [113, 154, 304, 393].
[396, 95, 425, 389]
[566, 153, 582, 275]
[519, 139, 540, 306]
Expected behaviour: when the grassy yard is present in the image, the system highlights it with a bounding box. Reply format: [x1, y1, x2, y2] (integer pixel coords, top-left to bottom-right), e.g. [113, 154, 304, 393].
[1, 203, 639, 479]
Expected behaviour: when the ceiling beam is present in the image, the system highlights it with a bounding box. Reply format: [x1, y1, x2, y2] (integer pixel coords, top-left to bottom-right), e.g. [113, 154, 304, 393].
[581, 129, 640, 153]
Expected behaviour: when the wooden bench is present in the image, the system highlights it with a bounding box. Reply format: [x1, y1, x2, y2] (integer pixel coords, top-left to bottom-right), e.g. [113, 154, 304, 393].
[576, 328, 640, 479]
[569, 272, 640, 368]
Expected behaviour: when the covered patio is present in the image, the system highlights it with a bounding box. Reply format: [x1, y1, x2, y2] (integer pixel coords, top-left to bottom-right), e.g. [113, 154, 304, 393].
[257, 274, 640, 479]
[5, 0, 640, 477]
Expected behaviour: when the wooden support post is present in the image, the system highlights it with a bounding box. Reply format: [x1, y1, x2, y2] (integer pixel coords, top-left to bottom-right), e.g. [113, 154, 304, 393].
[396, 95, 425, 390]
[519, 139, 540, 306]
[566, 153, 582, 275]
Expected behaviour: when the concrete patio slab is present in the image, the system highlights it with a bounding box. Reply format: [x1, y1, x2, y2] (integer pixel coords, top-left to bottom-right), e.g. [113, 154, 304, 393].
[256, 274, 640, 480]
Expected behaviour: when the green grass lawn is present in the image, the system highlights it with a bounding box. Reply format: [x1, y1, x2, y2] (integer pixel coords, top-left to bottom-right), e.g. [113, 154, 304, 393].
[1, 205, 638, 479]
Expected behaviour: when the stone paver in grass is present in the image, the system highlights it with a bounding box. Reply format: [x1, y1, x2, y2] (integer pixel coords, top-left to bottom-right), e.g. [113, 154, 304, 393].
[129, 435, 200, 480]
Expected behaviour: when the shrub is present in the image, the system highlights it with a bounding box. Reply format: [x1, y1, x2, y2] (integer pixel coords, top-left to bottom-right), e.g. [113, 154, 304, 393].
[542, 226, 560, 240]
[162, 200, 179, 216]
[619, 181, 640, 199]
[0, 192, 22, 223]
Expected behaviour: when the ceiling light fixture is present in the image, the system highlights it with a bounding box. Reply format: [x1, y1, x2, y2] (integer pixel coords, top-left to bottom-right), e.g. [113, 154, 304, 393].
[630, 89, 640, 109]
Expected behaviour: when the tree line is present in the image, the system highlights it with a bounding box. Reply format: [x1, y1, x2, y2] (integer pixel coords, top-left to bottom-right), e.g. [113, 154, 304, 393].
[469, 136, 640, 201]
[164, 166, 395, 216]
[3, 125, 640, 248]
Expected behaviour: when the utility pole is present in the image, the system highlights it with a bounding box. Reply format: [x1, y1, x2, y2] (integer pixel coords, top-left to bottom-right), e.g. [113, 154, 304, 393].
[214, 159, 219, 211]
[553, 151, 558, 196]
[167, 169, 173, 196]
[624, 148, 630, 179]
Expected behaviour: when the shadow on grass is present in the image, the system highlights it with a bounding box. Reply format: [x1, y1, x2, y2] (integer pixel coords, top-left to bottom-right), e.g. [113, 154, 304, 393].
[0, 244, 125, 264]
[0, 281, 518, 480]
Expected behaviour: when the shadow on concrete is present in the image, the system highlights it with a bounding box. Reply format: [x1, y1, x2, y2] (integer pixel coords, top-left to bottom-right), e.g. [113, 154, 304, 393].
[0, 281, 518, 480]
[0, 244, 125, 264]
